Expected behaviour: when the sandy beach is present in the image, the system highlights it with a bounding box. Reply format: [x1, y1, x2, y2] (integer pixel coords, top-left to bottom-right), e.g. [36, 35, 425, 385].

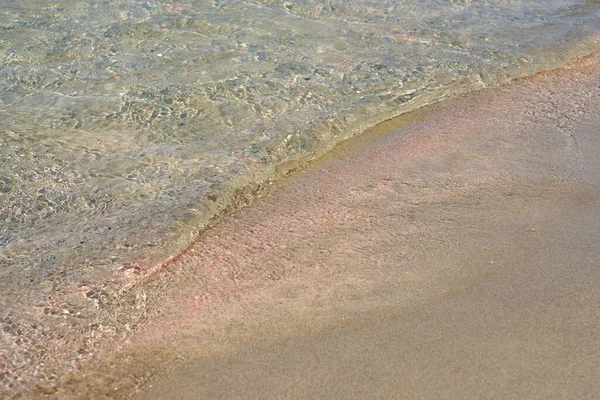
[46, 53, 600, 399]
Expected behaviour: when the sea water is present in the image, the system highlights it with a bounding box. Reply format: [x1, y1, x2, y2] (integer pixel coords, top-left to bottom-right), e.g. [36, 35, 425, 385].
[0, 0, 599, 390]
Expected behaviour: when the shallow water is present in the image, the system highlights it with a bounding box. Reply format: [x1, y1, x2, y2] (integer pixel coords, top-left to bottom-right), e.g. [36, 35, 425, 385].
[1, 0, 599, 316]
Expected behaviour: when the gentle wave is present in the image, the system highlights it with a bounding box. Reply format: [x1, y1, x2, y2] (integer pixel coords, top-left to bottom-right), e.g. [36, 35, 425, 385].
[0, 0, 599, 307]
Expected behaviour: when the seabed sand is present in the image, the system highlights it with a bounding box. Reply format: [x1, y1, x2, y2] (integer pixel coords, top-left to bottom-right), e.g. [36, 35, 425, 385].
[55, 53, 600, 399]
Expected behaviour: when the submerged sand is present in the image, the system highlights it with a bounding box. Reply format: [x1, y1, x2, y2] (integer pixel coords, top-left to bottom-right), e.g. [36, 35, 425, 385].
[45, 53, 600, 398]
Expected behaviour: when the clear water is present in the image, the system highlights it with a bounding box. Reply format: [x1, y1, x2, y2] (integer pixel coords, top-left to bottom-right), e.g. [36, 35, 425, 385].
[0, 0, 599, 307]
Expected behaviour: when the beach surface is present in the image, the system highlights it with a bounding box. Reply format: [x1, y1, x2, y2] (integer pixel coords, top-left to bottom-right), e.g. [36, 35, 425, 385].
[56, 53, 600, 399]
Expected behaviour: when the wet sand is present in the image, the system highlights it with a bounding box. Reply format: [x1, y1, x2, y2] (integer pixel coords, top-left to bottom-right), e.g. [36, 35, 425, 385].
[54, 53, 600, 398]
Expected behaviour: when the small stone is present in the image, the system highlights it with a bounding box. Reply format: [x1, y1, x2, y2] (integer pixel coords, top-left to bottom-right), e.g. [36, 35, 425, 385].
[40, 280, 54, 294]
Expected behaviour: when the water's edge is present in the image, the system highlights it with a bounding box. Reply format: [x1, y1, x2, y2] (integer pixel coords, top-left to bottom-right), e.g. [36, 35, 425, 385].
[138, 38, 600, 278]
[63, 49, 600, 400]
[3, 0, 600, 312]
[2, 41, 600, 398]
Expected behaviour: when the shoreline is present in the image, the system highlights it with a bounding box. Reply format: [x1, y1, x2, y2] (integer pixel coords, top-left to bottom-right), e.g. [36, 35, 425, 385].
[55, 52, 600, 398]
[6, 51, 600, 398]
[2, 36, 598, 311]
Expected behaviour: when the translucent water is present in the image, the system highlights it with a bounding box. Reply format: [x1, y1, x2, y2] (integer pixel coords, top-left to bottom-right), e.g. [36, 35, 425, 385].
[0, 0, 599, 308]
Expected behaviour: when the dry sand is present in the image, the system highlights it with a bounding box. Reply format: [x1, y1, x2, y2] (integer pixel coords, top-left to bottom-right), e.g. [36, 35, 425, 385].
[60, 53, 600, 399]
